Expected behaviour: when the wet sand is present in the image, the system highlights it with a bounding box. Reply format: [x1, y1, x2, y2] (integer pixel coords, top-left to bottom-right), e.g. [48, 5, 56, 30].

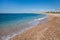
[10, 14, 60, 40]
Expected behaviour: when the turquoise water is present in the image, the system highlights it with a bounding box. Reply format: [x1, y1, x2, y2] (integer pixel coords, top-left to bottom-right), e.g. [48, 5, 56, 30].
[0, 13, 47, 40]
[0, 13, 46, 27]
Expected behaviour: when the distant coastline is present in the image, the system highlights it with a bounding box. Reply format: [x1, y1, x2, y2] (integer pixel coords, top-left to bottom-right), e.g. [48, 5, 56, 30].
[45, 12, 60, 14]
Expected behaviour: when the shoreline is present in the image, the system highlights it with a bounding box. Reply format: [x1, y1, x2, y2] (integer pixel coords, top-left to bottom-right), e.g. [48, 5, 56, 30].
[9, 14, 60, 40]
[1, 14, 48, 40]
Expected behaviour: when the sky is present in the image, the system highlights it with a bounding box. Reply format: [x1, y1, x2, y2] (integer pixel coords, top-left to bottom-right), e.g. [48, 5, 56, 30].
[0, 0, 60, 13]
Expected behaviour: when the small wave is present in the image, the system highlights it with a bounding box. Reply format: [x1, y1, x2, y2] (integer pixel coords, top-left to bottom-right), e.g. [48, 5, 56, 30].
[28, 15, 48, 27]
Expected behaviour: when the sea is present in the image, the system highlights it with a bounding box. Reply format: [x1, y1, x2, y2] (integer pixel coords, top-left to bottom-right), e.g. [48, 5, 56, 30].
[0, 13, 47, 40]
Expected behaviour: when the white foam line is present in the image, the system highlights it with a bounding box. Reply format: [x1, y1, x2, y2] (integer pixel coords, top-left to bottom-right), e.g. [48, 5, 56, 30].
[35, 15, 48, 21]
[2, 15, 48, 40]
[29, 15, 48, 24]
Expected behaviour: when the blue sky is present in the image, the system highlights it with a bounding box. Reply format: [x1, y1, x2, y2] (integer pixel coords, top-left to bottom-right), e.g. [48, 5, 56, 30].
[0, 0, 60, 13]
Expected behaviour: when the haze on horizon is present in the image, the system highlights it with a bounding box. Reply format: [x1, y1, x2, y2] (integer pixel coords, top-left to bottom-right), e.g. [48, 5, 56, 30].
[0, 0, 60, 13]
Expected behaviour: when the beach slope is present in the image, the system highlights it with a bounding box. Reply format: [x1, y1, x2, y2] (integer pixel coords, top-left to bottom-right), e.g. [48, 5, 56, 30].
[10, 14, 60, 40]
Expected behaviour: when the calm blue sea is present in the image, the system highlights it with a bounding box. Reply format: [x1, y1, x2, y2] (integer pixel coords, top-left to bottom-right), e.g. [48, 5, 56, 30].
[0, 13, 47, 40]
[0, 13, 46, 27]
